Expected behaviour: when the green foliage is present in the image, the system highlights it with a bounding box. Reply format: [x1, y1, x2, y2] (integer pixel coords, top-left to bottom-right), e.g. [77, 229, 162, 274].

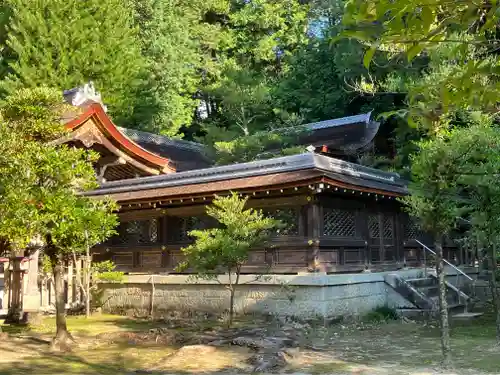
[403, 113, 500, 237]
[0, 86, 118, 257]
[363, 305, 399, 323]
[128, 0, 203, 136]
[89, 261, 124, 309]
[191, 0, 312, 161]
[177, 192, 282, 277]
[342, 0, 500, 129]
[91, 261, 124, 284]
[1, 0, 143, 121]
[211, 124, 307, 165]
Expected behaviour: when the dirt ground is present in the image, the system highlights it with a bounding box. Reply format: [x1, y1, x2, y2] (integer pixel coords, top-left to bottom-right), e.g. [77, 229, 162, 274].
[1, 313, 500, 375]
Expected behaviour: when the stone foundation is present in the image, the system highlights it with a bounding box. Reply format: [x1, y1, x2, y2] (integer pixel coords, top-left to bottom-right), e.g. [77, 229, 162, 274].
[100, 271, 423, 319]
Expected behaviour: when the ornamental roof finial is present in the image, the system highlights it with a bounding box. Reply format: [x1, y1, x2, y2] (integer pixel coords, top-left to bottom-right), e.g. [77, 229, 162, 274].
[63, 81, 107, 112]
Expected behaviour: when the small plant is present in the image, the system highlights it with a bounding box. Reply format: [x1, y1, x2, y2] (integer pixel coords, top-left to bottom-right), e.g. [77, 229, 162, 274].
[88, 261, 124, 310]
[363, 305, 399, 323]
[177, 192, 282, 327]
[279, 281, 297, 302]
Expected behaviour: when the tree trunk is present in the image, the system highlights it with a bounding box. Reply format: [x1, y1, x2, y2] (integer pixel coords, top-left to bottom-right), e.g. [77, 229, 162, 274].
[72, 252, 89, 317]
[47, 242, 74, 351]
[435, 240, 452, 368]
[228, 285, 235, 328]
[227, 266, 241, 328]
[85, 255, 91, 318]
[488, 245, 500, 343]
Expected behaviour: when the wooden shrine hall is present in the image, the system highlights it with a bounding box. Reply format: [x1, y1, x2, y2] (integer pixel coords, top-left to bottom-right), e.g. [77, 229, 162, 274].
[61, 84, 466, 275]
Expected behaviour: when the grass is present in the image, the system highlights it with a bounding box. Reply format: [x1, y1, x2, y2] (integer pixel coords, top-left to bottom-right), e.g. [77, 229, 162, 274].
[0, 314, 252, 375]
[29, 313, 163, 335]
[317, 310, 500, 373]
[2, 312, 500, 374]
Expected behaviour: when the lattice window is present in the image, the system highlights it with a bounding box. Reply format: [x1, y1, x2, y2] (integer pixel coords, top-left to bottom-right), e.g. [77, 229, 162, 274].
[369, 215, 393, 239]
[383, 216, 393, 239]
[111, 219, 159, 245]
[368, 215, 380, 238]
[264, 208, 299, 236]
[323, 208, 356, 237]
[405, 217, 421, 239]
[177, 216, 205, 242]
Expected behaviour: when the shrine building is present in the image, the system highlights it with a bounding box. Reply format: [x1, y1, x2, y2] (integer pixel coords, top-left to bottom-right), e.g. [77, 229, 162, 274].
[0, 84, 478, 319]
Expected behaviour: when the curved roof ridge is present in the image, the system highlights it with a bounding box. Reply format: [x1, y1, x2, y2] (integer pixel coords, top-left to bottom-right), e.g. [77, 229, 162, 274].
[65, 103, 174, 173]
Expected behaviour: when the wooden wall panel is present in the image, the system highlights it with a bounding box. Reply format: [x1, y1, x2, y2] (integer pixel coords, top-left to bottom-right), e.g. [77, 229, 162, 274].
[141, 251, 162, 268]
[318, 250, 339, 266]
[344, 249, 364, 264]
[276, 250, 308, 266]
[112, 252, 133, 270]
[247, 251, 267, 265]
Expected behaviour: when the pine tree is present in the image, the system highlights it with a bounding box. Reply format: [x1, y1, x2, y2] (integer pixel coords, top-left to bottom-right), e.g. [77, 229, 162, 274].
[128, 0, 204, 136]
[1, 0, 143, 122]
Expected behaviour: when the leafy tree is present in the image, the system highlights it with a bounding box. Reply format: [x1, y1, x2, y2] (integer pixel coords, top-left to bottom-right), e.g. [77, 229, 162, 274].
[270, 0, 427, 172]
[341, 0, 500, 363]
[85, 260, 124, 315]
[402, 122, 465, 367]
[128, 0, 204, 136]
[401, 115, 500, 365]
[0, 87, 118, 348]
[341, 0, 500, 128]
[177, 192, 281, 326]
[189, 0, 311, 152]
[448, 117, 500, 344]
[0, 0, 143, 122]
[198, 67, 307, 164]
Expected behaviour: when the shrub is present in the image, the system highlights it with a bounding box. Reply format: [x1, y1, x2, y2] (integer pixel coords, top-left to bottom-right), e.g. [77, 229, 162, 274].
[363, 305, 399, 323]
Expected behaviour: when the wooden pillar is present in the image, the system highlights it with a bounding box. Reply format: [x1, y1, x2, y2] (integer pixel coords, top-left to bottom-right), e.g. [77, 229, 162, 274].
[307, 197, 321, 272]
[358, 211, 370, 269]
[5, 257, 23, 322]
[1, 262, 8, 311]
[395, 212, 404, 265]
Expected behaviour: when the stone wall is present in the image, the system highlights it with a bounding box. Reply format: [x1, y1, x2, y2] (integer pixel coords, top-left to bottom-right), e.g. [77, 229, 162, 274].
[100, 271, 422, 319]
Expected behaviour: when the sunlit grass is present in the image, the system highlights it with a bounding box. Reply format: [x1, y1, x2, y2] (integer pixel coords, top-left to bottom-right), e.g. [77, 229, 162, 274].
[2, 312, 500, 374]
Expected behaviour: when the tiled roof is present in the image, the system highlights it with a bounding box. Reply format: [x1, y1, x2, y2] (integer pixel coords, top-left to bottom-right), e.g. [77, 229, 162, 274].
[304, 112, 372, 130]
[88, 152, 406, 196]
[118, 127, 206, 153]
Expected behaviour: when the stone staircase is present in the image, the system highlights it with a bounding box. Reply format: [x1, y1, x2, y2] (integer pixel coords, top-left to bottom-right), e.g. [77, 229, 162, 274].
[385, 273, 483, 320]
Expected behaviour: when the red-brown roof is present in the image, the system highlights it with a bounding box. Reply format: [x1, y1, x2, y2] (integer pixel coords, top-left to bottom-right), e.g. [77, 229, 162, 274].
[65, 103, 174, 175]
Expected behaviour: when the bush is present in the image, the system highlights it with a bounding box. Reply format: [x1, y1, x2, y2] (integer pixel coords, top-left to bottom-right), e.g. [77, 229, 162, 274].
[363, 305, 399, 323]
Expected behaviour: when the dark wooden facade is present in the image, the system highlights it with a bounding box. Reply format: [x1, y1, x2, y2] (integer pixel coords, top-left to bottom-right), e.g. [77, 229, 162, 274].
[92, 189, 467, 275]
[58, 85, 470, 275]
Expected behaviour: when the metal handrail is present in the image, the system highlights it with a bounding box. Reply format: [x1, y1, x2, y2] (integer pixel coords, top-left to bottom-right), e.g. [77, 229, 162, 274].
[415, 239, 473, 281]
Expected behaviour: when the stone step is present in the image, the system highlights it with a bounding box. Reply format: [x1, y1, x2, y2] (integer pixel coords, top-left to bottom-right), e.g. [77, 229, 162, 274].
[397, 308, 433, 319]
[451, 312, 484, 320]
[429, 295, 460, 307]
[418, 285, 439, 297]
[406, 277, 437, 287]
[398, 304, 469, 319]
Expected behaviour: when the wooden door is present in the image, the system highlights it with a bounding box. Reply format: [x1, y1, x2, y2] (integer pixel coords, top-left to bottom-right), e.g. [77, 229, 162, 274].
[367, 213, 396, 264]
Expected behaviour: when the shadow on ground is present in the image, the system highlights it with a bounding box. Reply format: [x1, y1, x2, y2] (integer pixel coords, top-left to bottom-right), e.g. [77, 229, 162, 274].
[1, 312, 500, 375]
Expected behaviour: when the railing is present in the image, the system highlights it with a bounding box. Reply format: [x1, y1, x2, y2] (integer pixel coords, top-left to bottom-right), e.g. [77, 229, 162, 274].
[416, 239, 475, 311]
[416, 240, 473, 281]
